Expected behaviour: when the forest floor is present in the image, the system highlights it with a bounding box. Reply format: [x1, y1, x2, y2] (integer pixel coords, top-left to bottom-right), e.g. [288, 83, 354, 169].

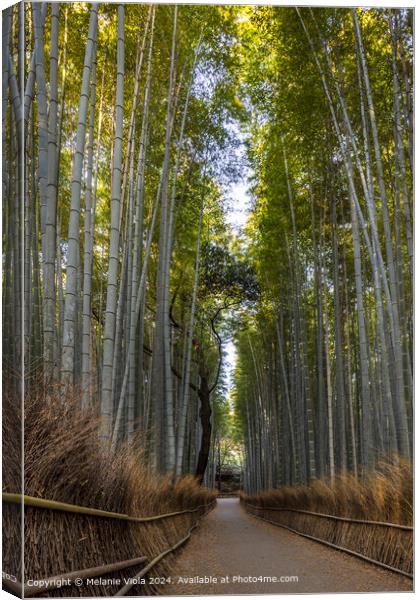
[163, 498, 412, 595]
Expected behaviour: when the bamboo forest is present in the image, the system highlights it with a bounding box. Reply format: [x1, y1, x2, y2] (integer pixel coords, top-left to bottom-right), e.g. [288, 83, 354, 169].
[2, 3, 414, 595]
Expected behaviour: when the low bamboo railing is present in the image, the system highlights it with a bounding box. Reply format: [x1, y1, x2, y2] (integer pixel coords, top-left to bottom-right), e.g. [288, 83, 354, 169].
[243, 501, 412, 578]
[2, 492, 215, 597]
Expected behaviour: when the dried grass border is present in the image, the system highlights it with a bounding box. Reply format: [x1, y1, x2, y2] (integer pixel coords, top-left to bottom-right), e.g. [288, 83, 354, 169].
[240, 462, 413, 576]
[2, 378, 216, 597]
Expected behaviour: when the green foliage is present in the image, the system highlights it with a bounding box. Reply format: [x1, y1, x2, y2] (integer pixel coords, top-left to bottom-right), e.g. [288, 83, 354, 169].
[200, 241, 259, 304]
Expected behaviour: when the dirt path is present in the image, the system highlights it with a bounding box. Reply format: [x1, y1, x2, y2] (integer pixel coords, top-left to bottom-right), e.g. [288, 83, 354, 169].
[164, 498, 412, 595]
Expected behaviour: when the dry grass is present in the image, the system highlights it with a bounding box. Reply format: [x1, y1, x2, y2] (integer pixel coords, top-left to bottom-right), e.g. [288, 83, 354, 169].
[2, 378, 216, 596]
[241, 462, 413, 575]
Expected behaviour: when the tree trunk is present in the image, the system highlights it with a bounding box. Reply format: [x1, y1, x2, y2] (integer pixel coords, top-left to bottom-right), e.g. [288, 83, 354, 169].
[61, 4, 98, 387]
[151, 6, 178, 472]
[101, 4, 125, 440]
[195, 364, 212, 484]
[81, 49, 98, 409]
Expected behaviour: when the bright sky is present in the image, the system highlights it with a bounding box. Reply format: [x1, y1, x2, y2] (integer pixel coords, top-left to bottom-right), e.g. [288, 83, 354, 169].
[224, 177, 251, 394]
[225, 339, 237, 393]
[225, 179, 251, 232]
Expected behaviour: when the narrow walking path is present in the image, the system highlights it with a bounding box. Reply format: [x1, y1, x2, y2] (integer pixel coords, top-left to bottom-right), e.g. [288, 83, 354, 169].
[164, 498, 412, 595]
